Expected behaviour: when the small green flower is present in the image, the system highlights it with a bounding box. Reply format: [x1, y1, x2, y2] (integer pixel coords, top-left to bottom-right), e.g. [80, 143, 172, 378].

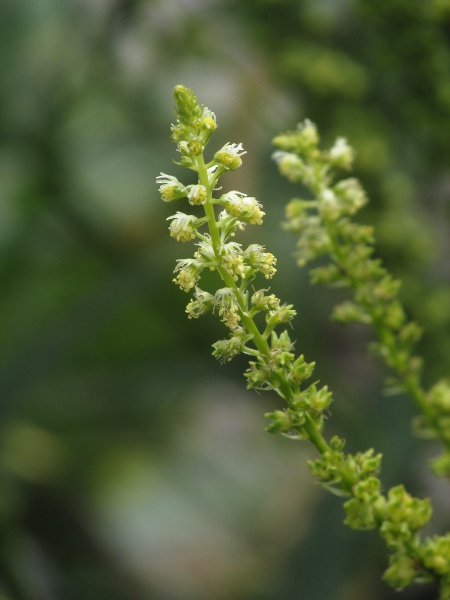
[266, 303, 297, 327]
[332, 178, 367, 214]
[186, 184, 208, 206]
[318, 189, 341, 220]
[344, 496, 379, 530]
[273, 151, 312, 184]
[308, 449, 345, 486]
[213, 287, 241, 330]
[172, 259, 202, 292]
[212, 329, 249, 363]
[380, 485, 432, 548]
[214, 142, 246, 170]
[185, 288, 214, 319]
[251, 290, 280, 312]
[328, 137, 354, 170]
[220, 191, 265, 224]
[200, 108, 217, 132]
[430, 451, 450, 477]
[420, 534, 450, 576]
[194, 239, 216, 266]
[428, 380, 450, 413]
[244, 244, 277, 278]
[167, 212, 198, 242]
[291, 355, 315, 383]
[272, 119, 319, 153]
[156, 173, 186, 202]
[383, 552, 418, 589]
[220, 242, 245, 280]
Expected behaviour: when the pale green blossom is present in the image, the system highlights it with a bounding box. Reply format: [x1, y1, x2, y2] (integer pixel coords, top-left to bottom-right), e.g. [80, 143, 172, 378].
[329, 137, 354, 169]
[167, 212, 197, 242]
[214, 142, 246, 170]
[220, 191, 265, 224]
[156, 173, 186, 202]
[186, 184, 207, 206]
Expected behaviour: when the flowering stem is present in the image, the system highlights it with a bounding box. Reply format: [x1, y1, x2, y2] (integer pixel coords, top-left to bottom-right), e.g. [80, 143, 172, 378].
[196, 144, 330, 456]
[161, 86, 450, 598]
[196, 154, 222, 250]
[320, 198, 450, 456]
[274, 123, 450, 474]
[197, 152, 273, 360]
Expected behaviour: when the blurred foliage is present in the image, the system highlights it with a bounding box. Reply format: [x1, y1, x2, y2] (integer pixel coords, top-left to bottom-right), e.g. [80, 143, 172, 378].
[0, 0, 449, 599]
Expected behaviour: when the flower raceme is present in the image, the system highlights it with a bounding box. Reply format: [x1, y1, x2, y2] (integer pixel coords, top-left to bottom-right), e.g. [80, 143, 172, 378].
[157, 84, 321, 424]
[159, 85, 450, 599]
[159, 86, 280, 333]
[273, 119, 450, 478]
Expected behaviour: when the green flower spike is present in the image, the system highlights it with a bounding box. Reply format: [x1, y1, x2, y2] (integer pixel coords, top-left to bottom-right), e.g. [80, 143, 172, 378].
[274, 121, 450, 477]
[160, 86, 450, 600]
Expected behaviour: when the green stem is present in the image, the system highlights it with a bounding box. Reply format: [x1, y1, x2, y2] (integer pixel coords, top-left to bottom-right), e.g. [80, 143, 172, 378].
[197, 154, 222, 251]
[304, 414, 330, 454]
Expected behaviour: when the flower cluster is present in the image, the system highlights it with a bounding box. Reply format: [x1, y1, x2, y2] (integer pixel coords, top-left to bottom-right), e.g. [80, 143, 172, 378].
[158, 86, 280, 323]
[420, 534, 450, 597]
[270, 118, 450, 595]
[309, 441, 450, 593]
[160, 86, 450, 600]
[160, 85, 333, 443]
[273, 121, 450, 477]
[170, 85, 217, 153]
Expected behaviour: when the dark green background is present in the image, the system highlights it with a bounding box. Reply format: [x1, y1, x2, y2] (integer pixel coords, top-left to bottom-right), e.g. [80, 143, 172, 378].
[0, 1, 449, 598]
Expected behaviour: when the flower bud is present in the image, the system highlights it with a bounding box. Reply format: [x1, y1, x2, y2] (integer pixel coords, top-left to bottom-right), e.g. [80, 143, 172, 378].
[272, 120, 319, 154]
[427, 380, 450, 413]
[273, 151, 309, 183]
[430, 451, 450, 478]
[265, 410, 292, 434]
[173, 85, 202, 123]
[319, 189, 341, 220]
[383, 553, 417, 589]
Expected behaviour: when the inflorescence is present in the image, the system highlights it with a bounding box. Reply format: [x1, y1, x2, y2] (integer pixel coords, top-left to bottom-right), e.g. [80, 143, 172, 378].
[273, 121, 450, 478]
[159, 85, 450, 598]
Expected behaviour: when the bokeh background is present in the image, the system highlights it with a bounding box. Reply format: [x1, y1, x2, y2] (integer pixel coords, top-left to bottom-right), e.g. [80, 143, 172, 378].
[1, 1, 450, 599]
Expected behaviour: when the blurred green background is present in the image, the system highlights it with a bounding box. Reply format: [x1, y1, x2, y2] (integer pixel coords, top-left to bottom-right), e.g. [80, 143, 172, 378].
[1, 0, 450, 598]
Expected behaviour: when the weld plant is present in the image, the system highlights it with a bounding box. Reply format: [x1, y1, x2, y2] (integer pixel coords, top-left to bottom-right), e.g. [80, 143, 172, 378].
[158, 85, 450, 598]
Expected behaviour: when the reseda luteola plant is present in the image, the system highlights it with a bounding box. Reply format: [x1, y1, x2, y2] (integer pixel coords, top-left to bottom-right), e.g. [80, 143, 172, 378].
[158, 86, 450, 598]
[272, 124, 450, 479]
